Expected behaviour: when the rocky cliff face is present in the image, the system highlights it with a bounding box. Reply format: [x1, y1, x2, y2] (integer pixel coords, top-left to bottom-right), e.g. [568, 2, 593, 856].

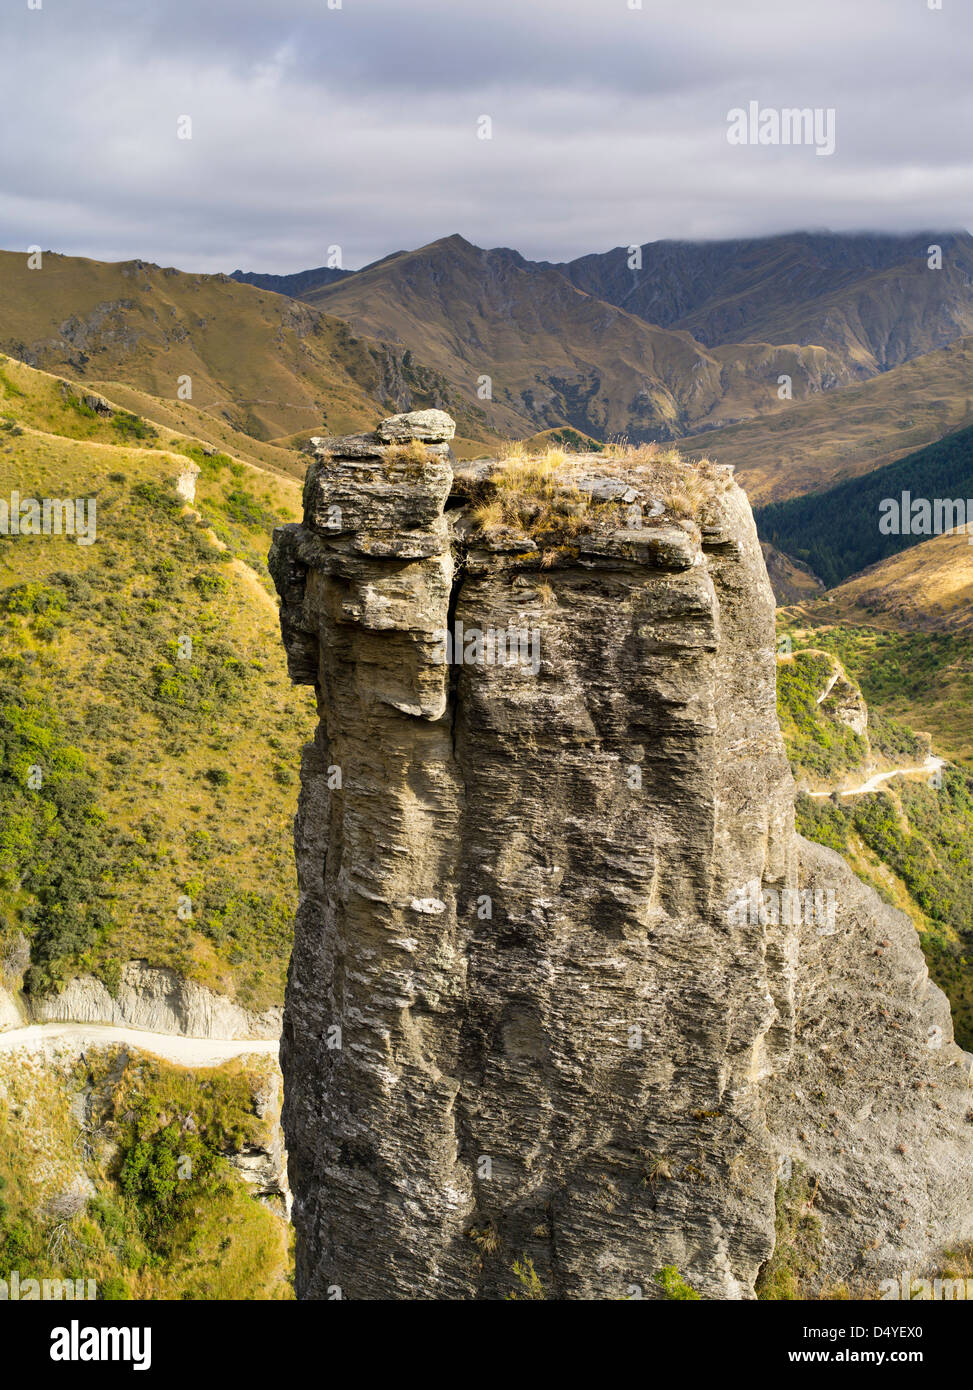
[770, 838, 973, 1286]
[24, 962, 281, 1040]
[272, 412, 973, 1300]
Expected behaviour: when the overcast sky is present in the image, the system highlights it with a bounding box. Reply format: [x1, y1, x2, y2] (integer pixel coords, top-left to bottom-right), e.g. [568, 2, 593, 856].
[1, 0, 970, 273]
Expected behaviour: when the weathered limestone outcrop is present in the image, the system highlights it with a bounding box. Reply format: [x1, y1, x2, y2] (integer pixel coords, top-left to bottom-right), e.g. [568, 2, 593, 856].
[771, 839, 973, 1285]
[814, 655, 869, 739]
[27, 961, 281, 1040]
[0, 985, 23, 1032]
[226, 1067, 292, 1218]
[272, 412, 973, 1300]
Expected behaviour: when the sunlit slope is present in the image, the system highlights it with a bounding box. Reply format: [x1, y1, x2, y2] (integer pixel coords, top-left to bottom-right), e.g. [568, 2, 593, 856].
[81, 378, 307, 478]
[0, 352, 305, 478]
[776, 526, 973, 771]
[0, 357, 315, 1010]
[811, 531, 973, 635]
[0, 248, 416, 441]
[778, 613, 973, 771]
[0, 1049, 292, 1300]
[776, 632, 973, 1047]
[681, 337, 973, 504]
[308, 234, 855, 442]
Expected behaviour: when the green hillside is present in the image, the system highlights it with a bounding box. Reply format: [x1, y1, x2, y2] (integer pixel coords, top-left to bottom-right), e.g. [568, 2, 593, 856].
[0, 1049, 292, 1300]
[796, 774, 973, 1051]
[756, 422, 973, 587]
[0, 356, 315, 1009]
[778, 620, 973, 771]
[775, 628, 973, 1050]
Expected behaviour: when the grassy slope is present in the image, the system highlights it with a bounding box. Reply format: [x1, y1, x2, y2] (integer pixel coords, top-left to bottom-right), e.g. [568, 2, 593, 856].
[798, 531, 973, 636]
[775, 629, 973, 1049]
[83, 380, 307, 479]
[0, 249, 403, 442]
[0, 354, 300, 478]
[779, 618, 973, 770]
[0, 356, 315, 1009]
[0, 358, 300, 1300]
[795, 776, 973, 1051]
[681, 337, 973, 505]
[521, 426, 606, 455]
[762, 409, 973, 771]
[0, 1049, 291, 1300]
[775, 650, 870, 785]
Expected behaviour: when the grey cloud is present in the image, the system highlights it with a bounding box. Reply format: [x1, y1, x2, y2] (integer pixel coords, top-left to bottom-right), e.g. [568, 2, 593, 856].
[0, 0, 970, 272]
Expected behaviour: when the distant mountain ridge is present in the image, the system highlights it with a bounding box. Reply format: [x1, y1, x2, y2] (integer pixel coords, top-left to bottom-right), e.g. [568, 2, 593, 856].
[298, 233, 858, 441]
[242, 228, 973, 381]
[552, 230, 973, 371]
[230, 265, 352, 296]
[245, 227, 973, 444]
[4, 226, 973, 462]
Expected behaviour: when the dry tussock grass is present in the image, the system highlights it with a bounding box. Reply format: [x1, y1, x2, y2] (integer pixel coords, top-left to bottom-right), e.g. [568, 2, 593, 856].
[468, 441, 721, 548]
[381, 439, 430, 467]
[470, 445, 589, 544]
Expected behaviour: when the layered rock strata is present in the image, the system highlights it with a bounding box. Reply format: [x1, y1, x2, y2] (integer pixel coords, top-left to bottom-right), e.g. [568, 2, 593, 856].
[272, 411, 973, 1300]
[26, 962, 281, 1040]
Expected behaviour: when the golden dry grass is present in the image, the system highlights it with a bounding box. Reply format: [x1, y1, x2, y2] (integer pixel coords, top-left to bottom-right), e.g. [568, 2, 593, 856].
[381, 438, 430, 466]
[465, 441, 721, 552]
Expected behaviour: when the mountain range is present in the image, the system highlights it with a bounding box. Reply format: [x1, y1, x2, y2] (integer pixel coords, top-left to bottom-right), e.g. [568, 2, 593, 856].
[302, 229, 973, 442]
[3, 227, 973, 621]
[0, 250, 482, 448]
[5, 229, 973, 468]
[551, 231, 973, 371]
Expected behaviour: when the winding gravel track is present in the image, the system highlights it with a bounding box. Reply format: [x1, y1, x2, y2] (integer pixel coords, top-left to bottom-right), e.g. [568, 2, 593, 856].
[0, 1021, 279, 1067]
[806, 755, 945, 799]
